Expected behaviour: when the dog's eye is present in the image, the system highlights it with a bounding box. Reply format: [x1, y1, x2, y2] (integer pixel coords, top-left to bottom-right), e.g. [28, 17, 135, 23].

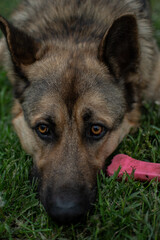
[91, 125, 103, 135]
[86, 124, 107, 140]
[36, 124, 51, 140]
[38, 124, 49, 134]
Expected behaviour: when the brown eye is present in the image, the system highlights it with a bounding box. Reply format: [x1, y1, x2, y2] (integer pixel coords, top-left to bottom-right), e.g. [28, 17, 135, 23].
[91, 125, 103, 136]
[86, 124, 107, 141]
[35, 123, 55, 142]
[38, 124, 49, 135]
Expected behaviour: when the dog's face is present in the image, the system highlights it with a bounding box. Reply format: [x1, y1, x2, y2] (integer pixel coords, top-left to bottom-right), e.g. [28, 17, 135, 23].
[0, 14, 140, 223]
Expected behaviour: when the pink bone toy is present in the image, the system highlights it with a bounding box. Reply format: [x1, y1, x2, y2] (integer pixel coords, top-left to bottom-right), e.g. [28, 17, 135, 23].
[107, 154, 160, 181]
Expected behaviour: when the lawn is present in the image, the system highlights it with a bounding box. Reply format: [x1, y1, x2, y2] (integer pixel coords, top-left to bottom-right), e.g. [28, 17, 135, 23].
[0, 1, 160, 239]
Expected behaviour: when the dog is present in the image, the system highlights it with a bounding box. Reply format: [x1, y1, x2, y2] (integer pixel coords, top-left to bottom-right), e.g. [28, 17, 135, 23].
[0, 0, 160, 224]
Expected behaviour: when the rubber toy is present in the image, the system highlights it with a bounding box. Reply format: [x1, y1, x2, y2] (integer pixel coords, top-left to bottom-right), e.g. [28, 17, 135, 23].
[107, 154, 160, 181]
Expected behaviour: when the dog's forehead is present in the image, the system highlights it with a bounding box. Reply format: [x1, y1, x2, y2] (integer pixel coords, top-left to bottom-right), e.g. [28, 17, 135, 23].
[25, 48, 121, 97]
[23, 51, 126, 124]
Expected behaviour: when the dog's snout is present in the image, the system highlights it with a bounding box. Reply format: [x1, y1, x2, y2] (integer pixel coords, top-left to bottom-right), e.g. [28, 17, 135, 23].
[50, 195, 85, 224]
[44, 187, 95, 224]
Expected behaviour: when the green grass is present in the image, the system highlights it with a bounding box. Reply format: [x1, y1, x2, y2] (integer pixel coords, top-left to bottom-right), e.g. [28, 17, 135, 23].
[152, 0, 160, 45]
[1, 1, 160, 239]
[0, 0, 21, 18]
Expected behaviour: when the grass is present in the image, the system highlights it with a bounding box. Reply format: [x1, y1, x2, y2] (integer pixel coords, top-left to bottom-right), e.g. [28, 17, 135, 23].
[0, 1, 160, 239]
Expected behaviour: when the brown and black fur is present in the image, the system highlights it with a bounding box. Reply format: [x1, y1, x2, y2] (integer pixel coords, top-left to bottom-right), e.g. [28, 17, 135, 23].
[0, 0, 160, 224]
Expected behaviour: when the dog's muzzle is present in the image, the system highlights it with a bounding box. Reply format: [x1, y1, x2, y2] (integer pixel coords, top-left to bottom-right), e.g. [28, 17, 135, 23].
[43, 185, 96, 224]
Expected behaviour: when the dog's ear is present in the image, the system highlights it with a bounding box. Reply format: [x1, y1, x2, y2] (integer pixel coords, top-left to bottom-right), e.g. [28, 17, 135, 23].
[98, 14, 139, 79]
[0, 16, 40, 66]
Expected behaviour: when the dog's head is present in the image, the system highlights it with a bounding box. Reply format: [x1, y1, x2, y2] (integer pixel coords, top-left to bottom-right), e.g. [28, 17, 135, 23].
[0, 14, 140, 224]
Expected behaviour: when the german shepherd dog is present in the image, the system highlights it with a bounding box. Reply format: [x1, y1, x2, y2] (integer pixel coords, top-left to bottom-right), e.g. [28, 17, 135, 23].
[0, 0, 160, 224]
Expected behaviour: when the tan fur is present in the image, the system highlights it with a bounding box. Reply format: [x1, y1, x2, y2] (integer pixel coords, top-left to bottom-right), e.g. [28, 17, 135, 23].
[0, 0, 157, 98]
[0, 0, 160, 223]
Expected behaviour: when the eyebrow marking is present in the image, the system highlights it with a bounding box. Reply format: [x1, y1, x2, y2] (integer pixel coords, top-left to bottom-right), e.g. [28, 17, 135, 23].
[83, 110, 92, 122]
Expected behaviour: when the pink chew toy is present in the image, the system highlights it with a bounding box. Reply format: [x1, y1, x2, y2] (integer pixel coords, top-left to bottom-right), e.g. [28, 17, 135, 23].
[107, 154, 160, 181]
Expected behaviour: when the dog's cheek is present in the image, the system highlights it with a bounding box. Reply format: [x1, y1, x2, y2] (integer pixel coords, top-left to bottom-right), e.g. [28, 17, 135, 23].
[12, 113, 38, 155]
[96, 115, 137, 162]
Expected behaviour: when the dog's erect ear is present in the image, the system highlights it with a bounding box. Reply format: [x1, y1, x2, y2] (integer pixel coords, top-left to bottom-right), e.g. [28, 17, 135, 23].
[98, 14, 139, 79]
[0, 16, 40, 66]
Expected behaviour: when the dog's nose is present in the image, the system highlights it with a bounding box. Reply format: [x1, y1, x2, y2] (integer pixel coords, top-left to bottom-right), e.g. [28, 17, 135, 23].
[45, 187, 94, 224]
[50, 195, 86, 223]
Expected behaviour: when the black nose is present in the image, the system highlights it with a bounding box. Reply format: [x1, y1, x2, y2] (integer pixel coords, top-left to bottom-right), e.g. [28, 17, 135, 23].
[44, 187, 95, 224]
